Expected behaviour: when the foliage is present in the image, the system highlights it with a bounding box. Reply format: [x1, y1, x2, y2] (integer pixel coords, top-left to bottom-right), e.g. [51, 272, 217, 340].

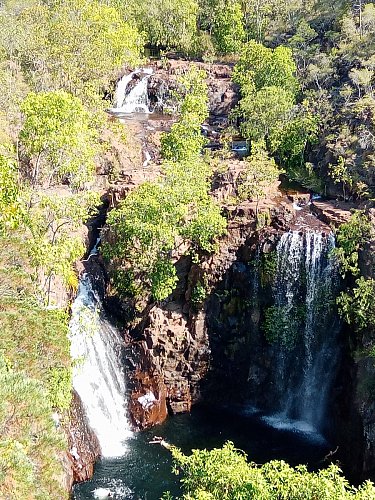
[104, 157, 226, 301]
[237, 142, 282, 213]
[211, 0, 245, 55]
[233, 41, 298, 95]
[161, 67, 209, 161]
[23, 190, 100, 303]
[259, 251, 277, 287]
[328, 156, 355, 201]
[105, 68, 226, 301]
[9, 0, 143, 103]
[333, 211, 372, 278]
[263, 304, 305, 349]
[334, 211, 374, 333]
[232, 41, 298, 147]
[126, 0, 199, 54]
[0, 355, 67, 500]
[20, 90, 99, 188]
[191, 280, 208, 307]
[0, 235, 71, 498]
[165, 441, 375, 499]
[238, 86, 295, 142]
[270, 109, 319, 170]
[161, 118, 207, 162]
[0, 149, 22, 233]
[337, 277, 375, 332]
[0, 235, 71, 409]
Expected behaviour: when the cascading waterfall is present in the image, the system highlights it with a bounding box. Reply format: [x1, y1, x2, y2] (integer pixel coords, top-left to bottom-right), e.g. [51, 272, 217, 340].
[114, 70, 140, 108]
[69, 274, 132, 457]
[264, 230, 339, 435]
[110, 68, 153, 114]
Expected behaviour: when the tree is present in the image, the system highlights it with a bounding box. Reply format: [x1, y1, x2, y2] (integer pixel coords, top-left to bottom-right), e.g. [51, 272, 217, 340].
[161, 118, 207, 162]
[211, 0, 245, 55]
[328, 156, 354, 201]
[161, 67, 209, 161]
[17, 0, 143, 102]
[333, 210, 372, 278]
[349, 67, 374, 97]
[233, 41, 298, 95]
[232, 41, 298, 143]
[104, 69, 225, 302]
[239, 86, 295, 141]
[20, 90, 99, 188]
[127, 0, 199, 54]
[270, 108, 319, 169]
[288, 20, 319, 78]
[337, 277, 375, 331]
[163, 441, 375, 499]
[0, 355, 67, 500]
[0, 149, 21, 234]
[237, 142, 282, 216]
[24, 191, 100, 304]
[103, 158, 226, 301]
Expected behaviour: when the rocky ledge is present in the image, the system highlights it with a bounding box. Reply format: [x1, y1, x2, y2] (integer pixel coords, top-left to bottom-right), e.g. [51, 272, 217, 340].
[147, 60, 239, 117]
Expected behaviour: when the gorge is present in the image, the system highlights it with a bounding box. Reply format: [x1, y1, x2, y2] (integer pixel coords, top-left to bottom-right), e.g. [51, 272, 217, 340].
[67, 63, 375, 498]
[2, 2, 375, 497]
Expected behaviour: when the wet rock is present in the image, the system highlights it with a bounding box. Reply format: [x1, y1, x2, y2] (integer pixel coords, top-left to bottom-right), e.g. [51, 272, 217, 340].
[147, 60, 239, 116]
[67, 391, 101, 484]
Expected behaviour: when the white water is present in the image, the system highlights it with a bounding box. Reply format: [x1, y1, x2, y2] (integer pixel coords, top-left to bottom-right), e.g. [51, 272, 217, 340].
[269, 230, 338, 432]
[262, 415, 326, 444]
[69, 275, 132, 457]
[110, 68, 153, 114]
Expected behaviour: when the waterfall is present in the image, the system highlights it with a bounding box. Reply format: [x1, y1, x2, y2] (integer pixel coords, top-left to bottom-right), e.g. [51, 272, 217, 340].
[69, 275, 132, 457]
[110, 68, 153, 114]
[114, 70, 140, 108]
[264, 230, 339, 435]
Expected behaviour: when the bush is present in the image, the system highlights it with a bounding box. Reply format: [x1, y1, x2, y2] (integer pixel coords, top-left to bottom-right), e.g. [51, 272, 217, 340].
[164, 441, 375, 499]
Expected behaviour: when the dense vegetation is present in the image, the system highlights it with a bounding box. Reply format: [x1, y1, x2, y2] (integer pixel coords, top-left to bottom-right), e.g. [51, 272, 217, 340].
[103, 68, 226, 301]
[334, 211, 375, 332]
[162, 442, 375, 499]
[1, 0, 375, 498]
[0, 235, 71, 499]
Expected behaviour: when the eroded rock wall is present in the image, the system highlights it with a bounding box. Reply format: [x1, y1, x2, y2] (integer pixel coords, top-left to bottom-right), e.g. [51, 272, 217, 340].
[122, 185, 296, 428]
[66, 391, 101, 485]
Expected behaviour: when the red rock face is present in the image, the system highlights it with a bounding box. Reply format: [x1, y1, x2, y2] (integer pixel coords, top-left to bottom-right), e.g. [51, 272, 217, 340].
[67, 391, 101, 484]
[124, 304, 208, 429]
[126, 340, 168, 429]
[121, 189, 296, 429]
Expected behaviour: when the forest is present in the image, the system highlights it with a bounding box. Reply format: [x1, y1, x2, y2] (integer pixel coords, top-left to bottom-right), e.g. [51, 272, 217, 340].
[1, 0, 375, 498]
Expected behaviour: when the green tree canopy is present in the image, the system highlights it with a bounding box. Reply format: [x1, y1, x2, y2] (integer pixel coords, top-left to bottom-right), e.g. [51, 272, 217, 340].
[0, 149, 21, 234]
[233, 41, 298, 95]
[104, 68, 226, 301]
[1, 0, 143, 103]
[126, 0, 199, 54]
[0, 356, 67, 500]
[20, 90, 99, 188]
[211, 0, 245, 55]
[23, 190, 100, 303]
[238, 142, 282, 210]
[164, 441, 375, 499]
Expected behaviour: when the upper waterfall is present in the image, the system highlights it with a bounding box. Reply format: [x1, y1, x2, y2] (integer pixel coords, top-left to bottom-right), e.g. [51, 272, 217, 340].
[69, 275, 132, 457]
[264, 230, 339, 435]
[109, 68, 153, 114]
